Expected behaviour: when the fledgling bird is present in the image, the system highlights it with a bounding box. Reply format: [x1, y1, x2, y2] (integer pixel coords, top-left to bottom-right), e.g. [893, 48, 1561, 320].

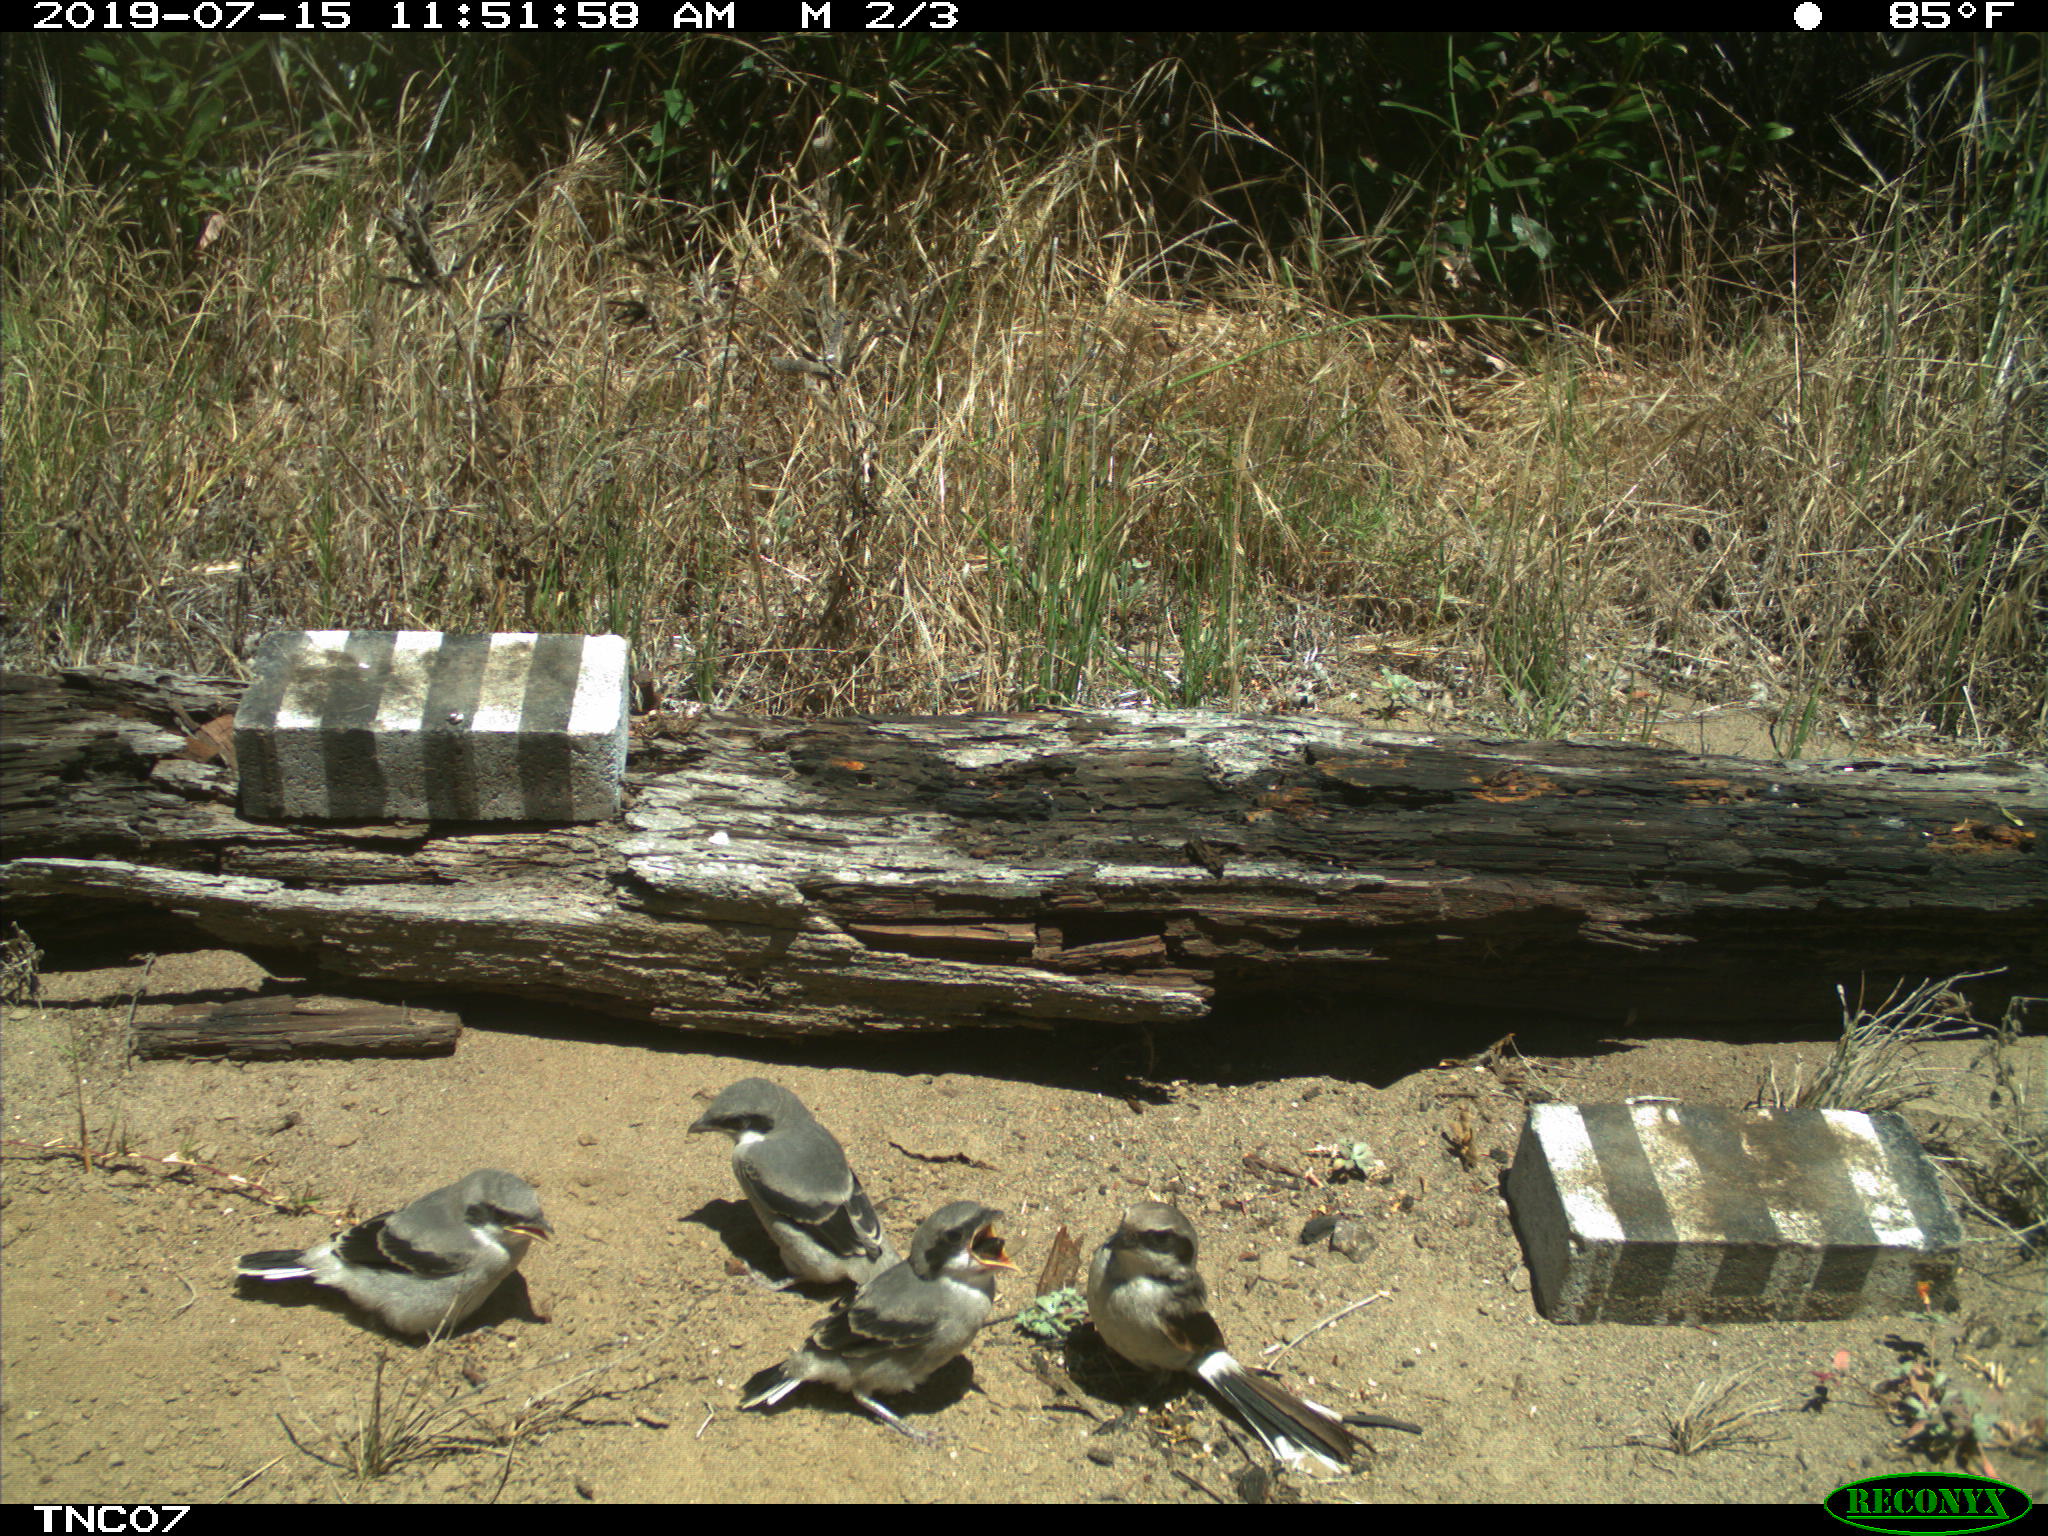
[1088, 1200, 1357, 1473]
[690, 1077, 897, 1286]
[235, 1168, 552, 1338]
[741, 1201, 1015, 1441]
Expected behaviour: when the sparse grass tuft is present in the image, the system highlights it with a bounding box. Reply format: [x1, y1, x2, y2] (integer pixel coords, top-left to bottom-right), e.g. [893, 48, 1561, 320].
[1752, 971, 1994, 1114]
[0, 924, 42, 1006]
[1929, 996, 2047, 1263]
[1753, 976, 2044, 1272]
[1628, 1366, 1792, 1456]
[38, 952, 148, 1173]
[277, 1331, 669, 1483]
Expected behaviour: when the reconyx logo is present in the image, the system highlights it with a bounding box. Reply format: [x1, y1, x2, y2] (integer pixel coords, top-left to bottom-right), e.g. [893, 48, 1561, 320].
[1826, 1473, 2032, 1534]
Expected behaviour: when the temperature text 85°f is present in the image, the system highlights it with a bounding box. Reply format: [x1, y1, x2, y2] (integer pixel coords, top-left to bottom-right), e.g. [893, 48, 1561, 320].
[1889, 1, 2020, 23]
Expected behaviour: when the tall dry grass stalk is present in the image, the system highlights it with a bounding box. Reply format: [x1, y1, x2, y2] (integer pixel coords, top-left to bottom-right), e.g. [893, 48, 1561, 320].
[1753, 970, 1995, 1114]
[4, 90, 2040, 747]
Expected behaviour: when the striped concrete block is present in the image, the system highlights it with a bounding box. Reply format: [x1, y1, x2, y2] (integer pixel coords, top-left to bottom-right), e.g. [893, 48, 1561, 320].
[235, 631, 630, 823]
[1505, 1102, 1961, 1324]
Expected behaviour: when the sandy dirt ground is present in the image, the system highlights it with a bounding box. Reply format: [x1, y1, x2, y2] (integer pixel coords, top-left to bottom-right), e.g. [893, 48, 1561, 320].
[2, 940, 2040, 1506]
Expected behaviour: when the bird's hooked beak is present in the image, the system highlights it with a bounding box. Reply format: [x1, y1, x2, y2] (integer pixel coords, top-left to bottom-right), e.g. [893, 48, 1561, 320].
[972, 1221, 1017, 1272]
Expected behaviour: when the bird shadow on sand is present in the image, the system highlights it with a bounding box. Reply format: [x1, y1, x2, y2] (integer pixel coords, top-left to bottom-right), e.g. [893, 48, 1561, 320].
[735, 1353, 982, 1435]
[682, 1196, 857, 1296]
[230, 1269, 547, 1343]
[1061, 1322, 1189, 1409]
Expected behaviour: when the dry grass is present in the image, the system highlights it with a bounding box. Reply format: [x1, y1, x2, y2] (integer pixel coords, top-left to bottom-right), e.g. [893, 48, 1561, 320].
[276, 1330, 670, 1484]
[0, 924, 41, 1006]
[4, 90, 2042, 749]
[1752, 974, 2046, 1269]
[1931, 997, 2048, 1265]
[1753, 971, 1996, 1114]
[1627, 1366, 1794, 1456]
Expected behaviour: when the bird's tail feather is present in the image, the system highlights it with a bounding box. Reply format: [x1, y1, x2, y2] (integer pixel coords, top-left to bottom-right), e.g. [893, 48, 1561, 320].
[1197, 1353, 1356, 1473]
[236, 1250, 313, 1280]
[738, 1368, 802, 1411]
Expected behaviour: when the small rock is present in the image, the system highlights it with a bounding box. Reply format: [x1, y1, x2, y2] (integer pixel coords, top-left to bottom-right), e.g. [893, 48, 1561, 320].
[1329, 1218, 1377, 1262]
[1234, 1466, 1274, 1503]
[1297, 1213, 1340, 1245]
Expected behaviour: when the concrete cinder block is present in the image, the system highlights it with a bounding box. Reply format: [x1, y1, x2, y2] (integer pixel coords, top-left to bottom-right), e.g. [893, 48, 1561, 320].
[1505, 1102, 1961, 1325]
[235, 631, 630, 823]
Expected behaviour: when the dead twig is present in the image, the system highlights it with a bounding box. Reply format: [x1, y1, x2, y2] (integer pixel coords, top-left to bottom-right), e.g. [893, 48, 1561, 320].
[1263, 1290, 1392, 1362]
[1, 1138, 332, 1216]
[1171, 1466, 1230, 1503]
[219, 1454, 284, 1500]
[1242, 1151, 1321, 1189]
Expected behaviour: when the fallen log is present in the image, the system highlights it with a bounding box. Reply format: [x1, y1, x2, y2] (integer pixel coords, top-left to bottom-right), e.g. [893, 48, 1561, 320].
[3, 665, 2042, 1036]
[138, 995, 463, 1060]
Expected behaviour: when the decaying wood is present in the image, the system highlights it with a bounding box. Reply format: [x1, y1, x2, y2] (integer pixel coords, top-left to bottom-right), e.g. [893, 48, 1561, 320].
[3, 665, 2042, 1036]
[138, 995, 463, 1060]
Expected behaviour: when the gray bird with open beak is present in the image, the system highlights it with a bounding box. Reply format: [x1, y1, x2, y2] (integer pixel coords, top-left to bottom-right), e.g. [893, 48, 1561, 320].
[741, 1201, 1015, 1441]
[236, 1168, 552, 1338]
[1088, 1200, 1357, 1473]
[690, 1077, 898, 1286]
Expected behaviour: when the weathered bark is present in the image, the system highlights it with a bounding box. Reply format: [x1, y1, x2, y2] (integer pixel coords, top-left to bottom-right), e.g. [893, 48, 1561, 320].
[138, 996, 463, 1060]
[3, 665, 2042, 1036]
